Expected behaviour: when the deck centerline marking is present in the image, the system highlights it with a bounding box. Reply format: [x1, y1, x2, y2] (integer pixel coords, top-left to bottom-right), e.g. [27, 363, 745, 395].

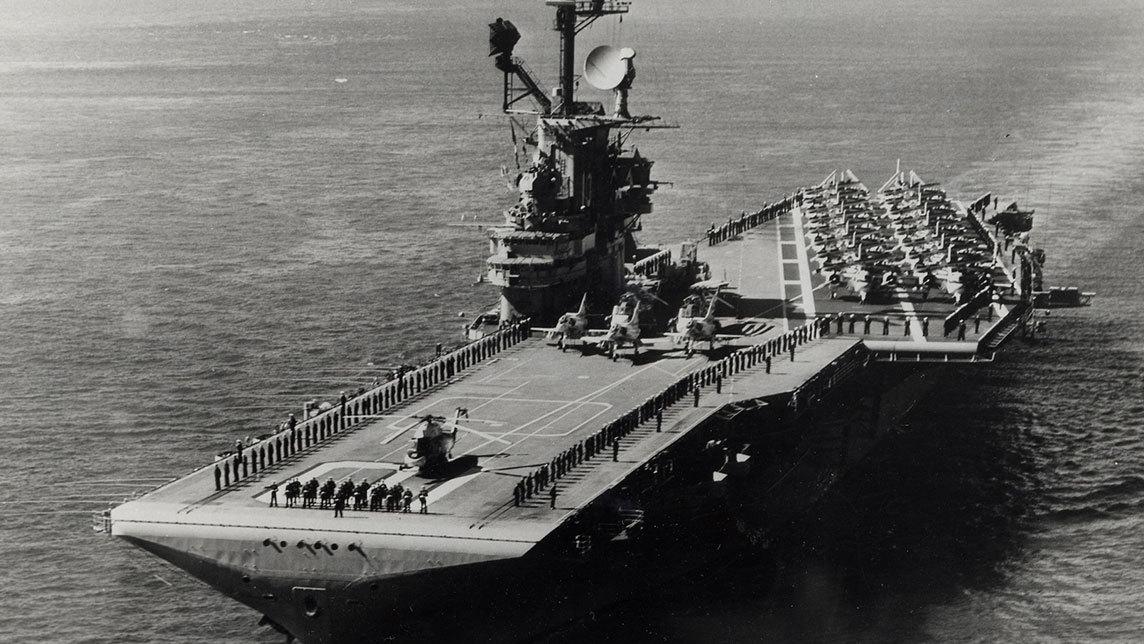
[521, 403, 615, 439]
[791, 207, 817, 318]
[476, 350, 539, 383]
[426, 472, 482, 504]
[371, 382, 531, 461]
[458, 359, 674, 457]
[898, 300, 927, 342]
[380, 381, 529, 431]
[777, 212, 791, 331]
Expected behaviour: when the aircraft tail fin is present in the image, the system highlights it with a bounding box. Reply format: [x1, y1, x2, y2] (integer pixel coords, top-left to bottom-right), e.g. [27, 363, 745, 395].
[705, 286, 722, 319]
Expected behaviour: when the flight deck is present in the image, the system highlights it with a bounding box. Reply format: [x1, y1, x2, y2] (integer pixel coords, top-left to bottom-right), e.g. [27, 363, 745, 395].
[113, 177, 1034, 550]
[112, 321, 859, 545]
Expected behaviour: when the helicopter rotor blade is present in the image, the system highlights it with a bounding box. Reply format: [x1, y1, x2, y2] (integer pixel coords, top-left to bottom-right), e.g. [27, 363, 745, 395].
[381, 427, 410, 444]
[451, 417, 506, 427]
[379, 415, 435, 444]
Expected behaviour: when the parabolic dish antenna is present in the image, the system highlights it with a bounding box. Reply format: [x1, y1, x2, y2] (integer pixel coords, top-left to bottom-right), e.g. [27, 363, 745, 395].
[584, 45, 636, 90]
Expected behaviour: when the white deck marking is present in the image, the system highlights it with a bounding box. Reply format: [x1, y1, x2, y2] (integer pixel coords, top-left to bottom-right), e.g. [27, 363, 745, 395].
[653, 354, 704, 378]
[390, 394, 613, 441]
[737, 228, 747, 295]
[381, 428, 408, 444]
[777, 219, 791, 331]
[476, 351, 538, 383]
[522, 397, 611, 436]
[457, 358, 682, 457]
[378, 466, 421, 486]
[426, 472, 482, 504]
[386, 382, 530, 431]
[898, 300, 928, 342]
[790, 207, 817, 318]
[524, 404, 615, 438]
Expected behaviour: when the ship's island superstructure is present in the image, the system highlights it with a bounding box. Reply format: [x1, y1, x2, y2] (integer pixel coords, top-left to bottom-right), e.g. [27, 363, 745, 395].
[484, 1, 667, 323]
[102, 2, 1094, 643]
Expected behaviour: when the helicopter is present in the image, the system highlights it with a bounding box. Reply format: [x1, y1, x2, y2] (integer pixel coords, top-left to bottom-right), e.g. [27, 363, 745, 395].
[666, 285, 743, 356]
[536, 293, 589, 351]
[582, 294, 643, 361]
[399, 408, 509, 475]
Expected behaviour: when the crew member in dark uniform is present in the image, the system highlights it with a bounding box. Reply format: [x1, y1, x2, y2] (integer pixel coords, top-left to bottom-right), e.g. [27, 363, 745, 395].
[285, 480, 300, 507]
[320, 478, 336, 509]
[304, 478, 318, 508]
[338, 478, 356, 504]
[354, 479, 370, 511]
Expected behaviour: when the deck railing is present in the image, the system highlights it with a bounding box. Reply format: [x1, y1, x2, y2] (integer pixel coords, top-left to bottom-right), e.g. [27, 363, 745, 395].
[209, 319, 533, 492]
[630, 248, 673, 277]
[943, 287, 994, 336]
[977, 300, 1032, 355]
[704, 196, 797, 246]
[508, 317, 836, 507]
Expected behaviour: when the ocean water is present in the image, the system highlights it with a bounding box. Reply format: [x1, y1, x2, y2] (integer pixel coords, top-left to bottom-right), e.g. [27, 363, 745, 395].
[1, 0, 1141, 641]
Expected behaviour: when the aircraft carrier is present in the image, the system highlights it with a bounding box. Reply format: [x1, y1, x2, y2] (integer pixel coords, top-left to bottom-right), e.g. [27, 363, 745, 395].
[101, 2, 1094, 642]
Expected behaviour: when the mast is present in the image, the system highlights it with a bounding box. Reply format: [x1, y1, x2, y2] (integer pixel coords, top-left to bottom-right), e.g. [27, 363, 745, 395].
[486, 1, 665, 325]
[556, 2, 576, 115]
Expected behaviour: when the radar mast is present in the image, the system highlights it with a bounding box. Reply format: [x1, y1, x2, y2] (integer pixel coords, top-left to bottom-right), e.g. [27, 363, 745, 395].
[485, 1, 669, 324]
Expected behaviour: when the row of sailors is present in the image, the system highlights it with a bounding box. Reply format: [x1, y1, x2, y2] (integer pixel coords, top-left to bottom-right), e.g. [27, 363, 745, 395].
[705, 197, 796, 246]
[513, 397, 667, 507]
[213, 320, 536, 490]
[288, 342, 491, 423]
[825, 312, 986, 339]
[266, 477, 429, 515]
[511, 320, 829, 508]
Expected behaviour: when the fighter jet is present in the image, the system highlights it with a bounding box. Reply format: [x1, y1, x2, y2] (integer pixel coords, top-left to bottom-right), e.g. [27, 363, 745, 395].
[825, 260, 898, 303]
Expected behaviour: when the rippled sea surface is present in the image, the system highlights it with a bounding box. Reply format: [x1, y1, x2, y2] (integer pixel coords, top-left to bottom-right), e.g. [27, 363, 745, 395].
[1, 0, 1141, 641]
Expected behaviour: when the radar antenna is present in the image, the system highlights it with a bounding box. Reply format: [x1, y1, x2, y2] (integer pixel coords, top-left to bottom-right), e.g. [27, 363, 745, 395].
[549, 1, 632, 116]
[584, 45, 636, 118]
[490, 2, 633, 116]
[489, 18, 552, 114]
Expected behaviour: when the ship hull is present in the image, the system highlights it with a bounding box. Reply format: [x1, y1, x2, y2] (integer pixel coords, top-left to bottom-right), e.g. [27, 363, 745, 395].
[121, 360, 953, 644]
